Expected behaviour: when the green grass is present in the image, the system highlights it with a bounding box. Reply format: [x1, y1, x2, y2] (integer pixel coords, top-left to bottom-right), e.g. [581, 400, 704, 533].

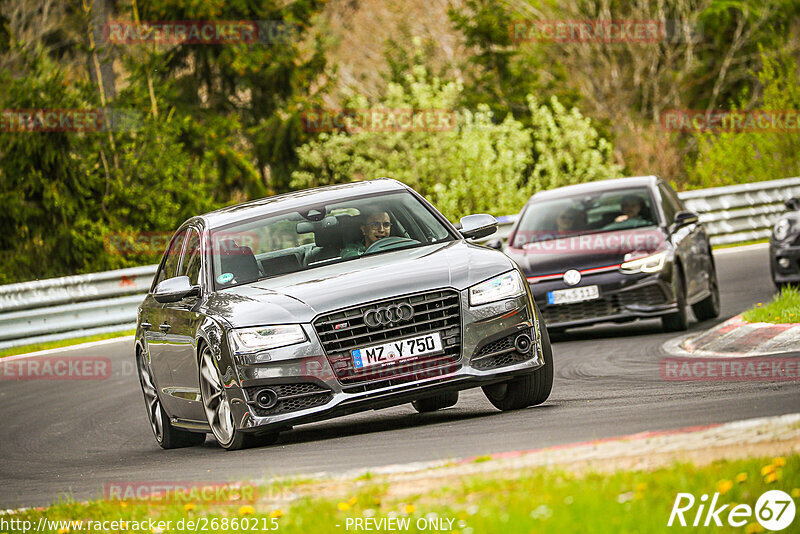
[3, 455, 797, 533]
[0, 329, 135, 358]
[742, 286, 800, 324]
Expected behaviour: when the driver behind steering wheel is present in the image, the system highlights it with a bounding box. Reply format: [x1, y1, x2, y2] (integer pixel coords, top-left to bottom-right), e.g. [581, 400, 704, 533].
[341, 208, 391, 258]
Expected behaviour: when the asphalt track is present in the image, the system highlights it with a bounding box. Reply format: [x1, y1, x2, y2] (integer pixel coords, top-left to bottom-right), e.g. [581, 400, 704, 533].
[1, 244, 798, 509]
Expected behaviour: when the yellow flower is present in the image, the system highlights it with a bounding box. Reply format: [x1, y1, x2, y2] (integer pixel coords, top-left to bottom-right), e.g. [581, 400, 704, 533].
[773, 457, 787, 467]
[735, 472, 748, 483]
[635, 483, 647, 492]
[716, 480, 733, 494]
[238, 505, 255, 515]
[764, 473, 777, 484]
[120, 501, 128, 508]
[270, 510, 284, 519]
[791, 488, 800, 498]
[403, 504, 416, 514]
[57, 529, 69, 534]
[337, 502, 351, 511]
[745, 522, 764, 533]
[761, 464, 775, 476]
[349, 497, 358, 506]
[184, 503, 195, 511]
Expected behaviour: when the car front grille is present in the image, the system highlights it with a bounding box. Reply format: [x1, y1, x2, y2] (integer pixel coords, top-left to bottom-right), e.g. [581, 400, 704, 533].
[541, 284, 667, 325]
[471, 332, 531, 370]
[244, 383, 333, 417]
[312, 289, 462, 385]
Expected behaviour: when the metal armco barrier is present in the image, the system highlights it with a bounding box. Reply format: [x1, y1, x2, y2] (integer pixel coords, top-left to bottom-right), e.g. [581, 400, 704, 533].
[0, 177, 797, 349]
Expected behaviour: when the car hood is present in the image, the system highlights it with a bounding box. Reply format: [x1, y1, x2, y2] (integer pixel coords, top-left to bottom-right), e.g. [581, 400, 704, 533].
[203, 241, 515, 327]
[505, 227, 666, 276]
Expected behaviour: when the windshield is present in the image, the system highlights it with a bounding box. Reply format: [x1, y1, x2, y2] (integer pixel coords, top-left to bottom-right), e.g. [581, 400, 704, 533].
[511, 187, 659, 248]
[209, 191, 454, 289]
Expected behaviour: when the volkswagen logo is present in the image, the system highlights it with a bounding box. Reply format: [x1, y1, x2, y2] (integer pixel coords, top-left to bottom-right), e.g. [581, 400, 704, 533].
[563, 269, 581, 286]
[363, 303, 414, 328]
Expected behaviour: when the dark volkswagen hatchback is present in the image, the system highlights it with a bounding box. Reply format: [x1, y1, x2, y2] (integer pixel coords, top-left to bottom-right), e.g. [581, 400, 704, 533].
[135, 179, 552, 450]
[499, 176, 720, 333]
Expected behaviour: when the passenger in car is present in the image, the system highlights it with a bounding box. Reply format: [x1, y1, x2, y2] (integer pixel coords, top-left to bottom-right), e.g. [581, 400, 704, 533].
[341, 208, 392, 257]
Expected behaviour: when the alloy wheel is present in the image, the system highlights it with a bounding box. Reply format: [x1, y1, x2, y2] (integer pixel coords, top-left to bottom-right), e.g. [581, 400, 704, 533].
[199, 347, 235, 446]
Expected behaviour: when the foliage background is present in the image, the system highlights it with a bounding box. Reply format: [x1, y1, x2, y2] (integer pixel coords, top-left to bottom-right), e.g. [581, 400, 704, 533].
[1, 0, 799, 283]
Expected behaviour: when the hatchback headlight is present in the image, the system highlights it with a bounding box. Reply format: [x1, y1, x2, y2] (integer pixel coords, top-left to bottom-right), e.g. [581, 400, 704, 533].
[620, 251, 666, 274]
[228, 325, 307, 353]
[774, 218, 791, 241]
[469, 271, 525, 306]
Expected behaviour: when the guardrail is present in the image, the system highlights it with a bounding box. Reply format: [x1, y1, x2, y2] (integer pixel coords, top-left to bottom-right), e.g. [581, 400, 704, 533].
[1, 177, 797, 350]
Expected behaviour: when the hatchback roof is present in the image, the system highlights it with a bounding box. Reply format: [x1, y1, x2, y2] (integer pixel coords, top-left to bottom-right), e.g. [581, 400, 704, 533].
[530, 176, 660, 202]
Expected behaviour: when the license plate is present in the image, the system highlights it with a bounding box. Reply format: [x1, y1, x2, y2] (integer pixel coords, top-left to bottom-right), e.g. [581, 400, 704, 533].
[351, 332, 443, 370]
[547, 285, 600, 305]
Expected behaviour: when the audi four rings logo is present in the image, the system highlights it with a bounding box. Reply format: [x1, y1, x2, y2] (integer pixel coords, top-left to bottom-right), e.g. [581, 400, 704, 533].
[363, 303, 414, 328]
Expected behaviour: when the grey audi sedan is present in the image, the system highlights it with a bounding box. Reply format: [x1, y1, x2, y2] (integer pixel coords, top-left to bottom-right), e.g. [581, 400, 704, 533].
[135, 179, 552, 450]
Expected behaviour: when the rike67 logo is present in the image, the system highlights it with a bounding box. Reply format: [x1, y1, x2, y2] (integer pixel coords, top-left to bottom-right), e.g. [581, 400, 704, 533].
[668, 490, 795, 530]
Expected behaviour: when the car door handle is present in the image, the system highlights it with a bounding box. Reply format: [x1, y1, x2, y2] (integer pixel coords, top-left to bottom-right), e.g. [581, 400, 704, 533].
[159, 323, 171, 333]
[141, 322, 152, 331]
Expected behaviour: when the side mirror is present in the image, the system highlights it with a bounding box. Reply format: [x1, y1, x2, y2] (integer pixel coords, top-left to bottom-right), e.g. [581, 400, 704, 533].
[483, 238, 503, 250]
[785, 197, 800, 211]
[459, 214, 498, 240]
[154, 276, 200, 303]
[674, 211, 699, 227]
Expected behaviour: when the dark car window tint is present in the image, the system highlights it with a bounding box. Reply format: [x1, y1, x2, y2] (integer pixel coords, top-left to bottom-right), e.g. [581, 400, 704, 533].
[210, 191, 453, 289]
[155, 229, 188, 287]
[512, 187, 658, 248]
[180, 229, 202, 287]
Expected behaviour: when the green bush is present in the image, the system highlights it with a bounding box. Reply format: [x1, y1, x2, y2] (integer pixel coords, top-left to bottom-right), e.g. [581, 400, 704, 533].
[292, 64, 620, 221]
[688, 51, 800, 189]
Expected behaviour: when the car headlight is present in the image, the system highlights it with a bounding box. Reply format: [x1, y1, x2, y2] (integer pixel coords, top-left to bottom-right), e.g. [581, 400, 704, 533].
[620, 251, 666, 274]
[228, 325, 307, 353]
[469, 271, 525, 306]
[774, 218, 792, 241]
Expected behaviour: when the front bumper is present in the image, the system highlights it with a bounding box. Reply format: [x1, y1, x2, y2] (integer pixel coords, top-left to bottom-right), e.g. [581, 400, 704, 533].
[770, 240, 800, 285]
[227, 290, 544, 433]
[531, 269, 677, 329]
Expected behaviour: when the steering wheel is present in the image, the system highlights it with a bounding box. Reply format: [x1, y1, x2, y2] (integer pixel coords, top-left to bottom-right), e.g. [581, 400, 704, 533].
[364, 236, 420, 255]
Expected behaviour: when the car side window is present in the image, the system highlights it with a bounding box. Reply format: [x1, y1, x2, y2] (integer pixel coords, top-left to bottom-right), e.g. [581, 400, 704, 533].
[659, 184, 681, 224]
[154, 229, 188, 288]
[180, 229, 202, 287]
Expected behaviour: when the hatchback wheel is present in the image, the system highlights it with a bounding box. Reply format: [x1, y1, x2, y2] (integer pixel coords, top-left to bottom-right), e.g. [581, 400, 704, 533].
[662, 267, 689, 332]
[136, 351, 205, 449]
[692, 263, 720, 321]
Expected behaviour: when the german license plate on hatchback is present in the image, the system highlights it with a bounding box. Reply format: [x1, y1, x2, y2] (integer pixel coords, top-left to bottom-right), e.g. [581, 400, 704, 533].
[547, 285, 600, 305]
[351, 332, 443, 369]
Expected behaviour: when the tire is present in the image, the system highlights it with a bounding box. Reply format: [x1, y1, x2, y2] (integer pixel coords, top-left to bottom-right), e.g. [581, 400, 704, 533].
[199, 345, 278, 451]
[692, 261, 720, 321]
[662, 265, 689, 332]
[136, 350, 205, 449]
[481, 323, 553, 411]
[412, 391, 459, 413]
